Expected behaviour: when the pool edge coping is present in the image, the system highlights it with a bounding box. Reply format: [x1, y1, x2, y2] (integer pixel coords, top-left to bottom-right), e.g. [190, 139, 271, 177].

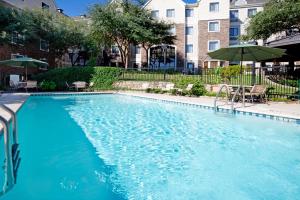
[28, 91, 300, 125]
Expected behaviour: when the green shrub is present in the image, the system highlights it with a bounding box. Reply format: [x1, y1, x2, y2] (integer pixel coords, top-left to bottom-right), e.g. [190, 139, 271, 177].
[220, 65, 243, 82]
[153, 88, 162, 93]
[145, 88, 152, 93]
[173, 76, 199, 89]
[91, 67, 122, 89]
[181, 89, 191, 96]
[170, 88, 178, 95]
[33, 67, 122, 90]
[39, 80, 56, 91]
[191, 81, 206, 96]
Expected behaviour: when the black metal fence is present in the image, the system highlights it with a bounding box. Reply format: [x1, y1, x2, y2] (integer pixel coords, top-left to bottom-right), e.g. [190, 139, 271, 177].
[120, 66, 300, 99]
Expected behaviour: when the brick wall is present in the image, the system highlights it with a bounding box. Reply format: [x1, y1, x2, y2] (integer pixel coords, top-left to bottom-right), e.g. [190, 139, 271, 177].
[175, 23, 185, 69]
[198, 19, 230, 66]
[0, 41, 55, 76]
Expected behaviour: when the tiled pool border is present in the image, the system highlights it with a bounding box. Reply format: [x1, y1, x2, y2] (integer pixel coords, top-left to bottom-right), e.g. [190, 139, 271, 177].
[30, 92, 300, 125]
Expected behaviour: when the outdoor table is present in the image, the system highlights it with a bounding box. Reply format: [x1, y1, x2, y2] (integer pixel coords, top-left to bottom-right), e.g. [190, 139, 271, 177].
[72, 81, 87, 91]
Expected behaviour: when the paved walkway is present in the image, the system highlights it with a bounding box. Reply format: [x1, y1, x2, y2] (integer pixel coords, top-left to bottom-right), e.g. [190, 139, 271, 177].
[120, 91, 300, 120]
[0, 93, 29, 128]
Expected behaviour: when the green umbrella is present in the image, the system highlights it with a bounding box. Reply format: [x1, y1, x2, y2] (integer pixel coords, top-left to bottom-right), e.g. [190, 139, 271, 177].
[208, 44, 285, 106]
[0, 57, 48, 81]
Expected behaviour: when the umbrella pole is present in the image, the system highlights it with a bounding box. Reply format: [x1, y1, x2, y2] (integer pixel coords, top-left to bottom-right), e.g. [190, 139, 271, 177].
[25, 66, 28, 81]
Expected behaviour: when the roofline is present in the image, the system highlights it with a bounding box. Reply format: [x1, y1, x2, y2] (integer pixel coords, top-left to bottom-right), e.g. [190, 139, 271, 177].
[143, 0, 187, 8]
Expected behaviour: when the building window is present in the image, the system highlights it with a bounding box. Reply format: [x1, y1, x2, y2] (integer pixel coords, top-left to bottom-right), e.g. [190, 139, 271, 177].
[186, 26, 193, 35]
[40, 39, 49, 51]
[208, 21, 220, 32]
[11, 31, 25, 45]
[151, 10, 159, 18]
[185, 9, 194, 17]
[166, 9, 175, 18]
[209, 2, 219, 12]
[169, 25, 176, 35]
[11, 54, 24, 59]
[186, 44, 193, 53]
[111, 45, 120, 54]
[42, 2, 50, 9]
[187, 62, 195, 73]
[248, 8, 257, 18]
[230, 26, 240, 39]
[208, 40, 220, 51]
[230, 10, 239, 21]
[134, 46, 141, 54]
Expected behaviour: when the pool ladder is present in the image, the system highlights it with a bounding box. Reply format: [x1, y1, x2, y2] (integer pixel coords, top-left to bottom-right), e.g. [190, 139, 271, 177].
[214, 84, 243, 113]
[0, 105, 20, 196]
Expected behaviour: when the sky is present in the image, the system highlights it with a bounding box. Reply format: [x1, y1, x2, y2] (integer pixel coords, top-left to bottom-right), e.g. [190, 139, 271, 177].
[56, 0, 198, 17]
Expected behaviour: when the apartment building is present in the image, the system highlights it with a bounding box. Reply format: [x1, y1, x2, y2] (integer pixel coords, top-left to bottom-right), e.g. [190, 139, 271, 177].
[127, 0, 267, 72]
[0, 0, 62, 68]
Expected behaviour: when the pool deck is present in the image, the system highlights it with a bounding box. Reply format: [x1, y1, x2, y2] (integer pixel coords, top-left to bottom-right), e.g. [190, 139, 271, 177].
[0, 91, 299, 129]
[119, 91, 300, 120]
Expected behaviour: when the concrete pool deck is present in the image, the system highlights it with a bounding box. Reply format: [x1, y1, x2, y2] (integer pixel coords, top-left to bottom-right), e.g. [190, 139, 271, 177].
[0, 91, 299, 129]
[119, 91, 300, 120]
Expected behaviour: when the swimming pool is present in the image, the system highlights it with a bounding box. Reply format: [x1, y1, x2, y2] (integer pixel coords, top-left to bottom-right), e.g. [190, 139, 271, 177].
[1, 94, 300, 200]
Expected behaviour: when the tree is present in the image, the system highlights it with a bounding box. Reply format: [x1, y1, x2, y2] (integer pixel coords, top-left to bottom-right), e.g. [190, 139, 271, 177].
[0, 6, 26, 44]
[244, 0, 300, 40]
[23, 9, 88, 63]
[89, 1, 175, 68]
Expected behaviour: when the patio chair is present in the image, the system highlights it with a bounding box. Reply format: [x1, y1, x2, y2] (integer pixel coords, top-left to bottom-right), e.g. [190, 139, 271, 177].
[245, 85, 267, 103]
[84, 82, 94, 92]
[163, 83, 175, 91]
[9, 80, 18, 91]
[25, 81, 38, 92]
[65, 81, 75, 91]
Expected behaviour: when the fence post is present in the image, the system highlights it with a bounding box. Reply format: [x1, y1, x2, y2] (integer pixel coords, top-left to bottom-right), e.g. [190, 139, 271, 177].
[164, 70, 166, 80]
[259, 67, 262, 85]
[298, 79, 300, 103]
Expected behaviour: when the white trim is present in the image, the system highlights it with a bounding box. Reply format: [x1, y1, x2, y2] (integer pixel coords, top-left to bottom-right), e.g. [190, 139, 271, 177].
[208, 20, 220, 32]
[209, 2, 220, 12]
[207, 40, 220, 52]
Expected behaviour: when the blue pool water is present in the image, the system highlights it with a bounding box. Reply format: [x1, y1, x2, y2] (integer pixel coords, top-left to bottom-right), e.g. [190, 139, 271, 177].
[1, 94, 300, 200]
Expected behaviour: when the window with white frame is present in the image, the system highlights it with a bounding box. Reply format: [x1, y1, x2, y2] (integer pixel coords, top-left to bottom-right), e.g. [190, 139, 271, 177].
[186, 44, 193, 53]
[166, 9, 175, 18]
[40, 39, 49, 51]
[151, 10, 159, 18]
[11, 54, 24, 59]
[169, 25, 176, 35]
[208, 40, 220, 51]
[230, 26, 240, 39]
[208, 21, 220, 32]
[248, 8, 257, 18]
[186, 26, 193, 35]
[185, 9, 194, 17]
[111, 45, 120, 54]
[209, 2, 219, 12]
[134, 45, 141, 54]
[11, 31, 25, 45]
[230, 10, 239, 21]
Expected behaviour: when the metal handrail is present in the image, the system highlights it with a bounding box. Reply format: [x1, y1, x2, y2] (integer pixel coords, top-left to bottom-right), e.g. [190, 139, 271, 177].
[0, 116, 15, 195]
[214, 84, 230, 111]
[231, 85, 242, 111]
[0, 105, 17, 144]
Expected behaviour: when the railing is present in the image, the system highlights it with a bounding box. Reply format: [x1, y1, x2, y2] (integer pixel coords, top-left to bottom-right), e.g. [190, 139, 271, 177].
[214, 84, 230, 111]
[0, 105, 20, 197]
[120, 66, 300, 99]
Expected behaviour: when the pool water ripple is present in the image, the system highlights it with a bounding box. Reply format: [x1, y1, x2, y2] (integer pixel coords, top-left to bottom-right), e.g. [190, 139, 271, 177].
[63, 95, 300, 200]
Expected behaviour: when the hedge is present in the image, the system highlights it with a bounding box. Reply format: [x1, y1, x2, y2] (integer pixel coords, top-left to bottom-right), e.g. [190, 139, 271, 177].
[33, 67, 122, 90]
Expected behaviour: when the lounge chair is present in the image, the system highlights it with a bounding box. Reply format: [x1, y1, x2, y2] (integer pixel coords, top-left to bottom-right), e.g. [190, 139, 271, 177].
[65, 81, 75, 91]
[245, 85, 267, 103]
[9, 80, 18, 91]
[163, 83, 175, 91]
[25, 81, 38, 92]
[85, 82, 94, 92]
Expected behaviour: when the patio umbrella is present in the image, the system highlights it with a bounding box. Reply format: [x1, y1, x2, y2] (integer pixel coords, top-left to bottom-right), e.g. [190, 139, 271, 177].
[208, 44, 285, 106]
[0, 57, 48, 81]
